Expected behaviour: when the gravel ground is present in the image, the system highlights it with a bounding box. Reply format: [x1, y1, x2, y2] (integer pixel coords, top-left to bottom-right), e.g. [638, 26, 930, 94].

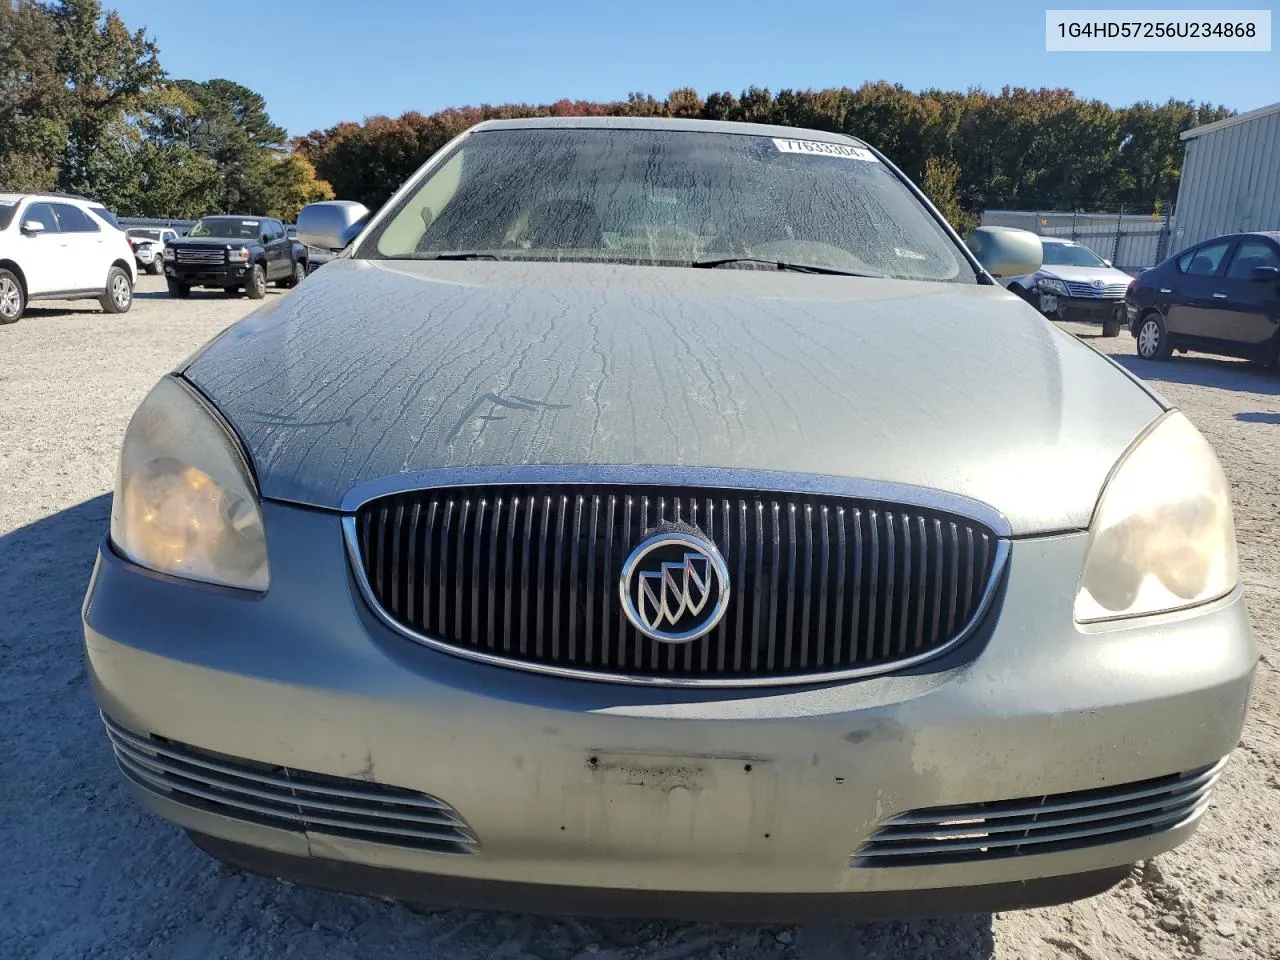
[1, 281, 1276, 960]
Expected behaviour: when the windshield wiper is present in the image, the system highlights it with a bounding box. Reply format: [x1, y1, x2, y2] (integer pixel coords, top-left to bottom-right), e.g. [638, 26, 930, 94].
[690, 257, 882, 278]
[424, 252, 501, 261]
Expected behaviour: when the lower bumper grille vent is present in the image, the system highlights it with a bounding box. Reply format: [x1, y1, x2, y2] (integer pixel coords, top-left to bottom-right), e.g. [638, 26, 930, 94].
[852, 760, 1225, 867]
[103, 714, 477, 854]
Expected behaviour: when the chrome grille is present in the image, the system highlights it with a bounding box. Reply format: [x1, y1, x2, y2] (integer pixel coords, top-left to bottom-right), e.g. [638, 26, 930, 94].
[351, 484, 1002, 684]
[175, 248, 225, 264]
[852, 760, 1225, 867]
[103, 714, 477, 853]
[1063, 280, 1127, 299]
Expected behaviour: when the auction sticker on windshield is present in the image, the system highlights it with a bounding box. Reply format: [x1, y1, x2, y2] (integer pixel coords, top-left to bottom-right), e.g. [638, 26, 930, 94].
[772, 138, 879, 162]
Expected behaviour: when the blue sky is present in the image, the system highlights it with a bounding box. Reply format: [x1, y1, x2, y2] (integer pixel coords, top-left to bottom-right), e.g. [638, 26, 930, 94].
[107, 0, 1278, 137]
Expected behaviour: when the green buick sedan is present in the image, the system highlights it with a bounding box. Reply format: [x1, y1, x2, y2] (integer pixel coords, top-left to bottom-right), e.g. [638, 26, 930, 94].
[83, 117, 1255, 921]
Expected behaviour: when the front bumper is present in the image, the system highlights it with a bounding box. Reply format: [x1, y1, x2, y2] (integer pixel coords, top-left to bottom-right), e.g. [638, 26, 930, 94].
[165, 262, 249, 287]
[83, 501, 1256, 917]
[1039, 292, 1125, 323]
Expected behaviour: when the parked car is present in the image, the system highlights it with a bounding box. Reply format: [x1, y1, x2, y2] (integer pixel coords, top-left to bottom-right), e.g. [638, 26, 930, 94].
[0, 192, 136, 324]
[1124, 231, 1280, 366]
[86, 118, 1254, 922]
[126, 227, 179, 275]
[1004, 236, 1134, 336]
[163, 215, 308, 299]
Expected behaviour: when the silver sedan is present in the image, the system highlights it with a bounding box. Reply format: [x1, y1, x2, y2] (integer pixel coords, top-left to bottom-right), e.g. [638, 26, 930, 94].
[84, 117, 1255, 921]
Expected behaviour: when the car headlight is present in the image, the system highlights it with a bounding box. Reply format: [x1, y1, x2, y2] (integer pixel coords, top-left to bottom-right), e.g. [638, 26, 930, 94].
[1036, 277, 1068, 295]
[228, 247, 250, 263]
[1075, 412, 1236, 622]
[110, 376, 269, 592]
[162, 247, 175, 260]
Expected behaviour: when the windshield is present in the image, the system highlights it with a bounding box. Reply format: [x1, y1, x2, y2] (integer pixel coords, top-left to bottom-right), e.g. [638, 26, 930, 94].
[128, 229, 163, 241]
[363, 128, 972, 282]
[190, 218, 262, 240]
[0, 201, 16, 231]
[1041, 243, 1106, 268]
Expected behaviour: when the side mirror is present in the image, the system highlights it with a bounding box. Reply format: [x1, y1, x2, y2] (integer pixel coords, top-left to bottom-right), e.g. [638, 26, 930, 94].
[1251, 265, 1280, 282]
[262, 233, 271, 244]
[21, 220, 46, 237]
[1102, 259, 1113, 268]
[297, 200, 372, 252]
[965, 226, 1043, 279]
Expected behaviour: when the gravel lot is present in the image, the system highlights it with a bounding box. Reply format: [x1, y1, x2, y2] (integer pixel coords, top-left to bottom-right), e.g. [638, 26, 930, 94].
[1, 277, 1276, 960]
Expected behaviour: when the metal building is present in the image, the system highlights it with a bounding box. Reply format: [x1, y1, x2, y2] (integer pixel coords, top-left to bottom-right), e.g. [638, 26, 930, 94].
[1171, 101, 1280, 252]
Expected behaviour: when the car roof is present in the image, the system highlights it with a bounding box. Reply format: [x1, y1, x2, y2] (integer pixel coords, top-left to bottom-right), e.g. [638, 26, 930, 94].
[199, 214, 266, 220]
[467, 115, 872, 148]
[0, 192, 101, 205]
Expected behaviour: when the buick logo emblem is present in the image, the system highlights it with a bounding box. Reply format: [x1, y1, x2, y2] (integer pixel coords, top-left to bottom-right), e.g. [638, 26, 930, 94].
[619, 530, 730, 643]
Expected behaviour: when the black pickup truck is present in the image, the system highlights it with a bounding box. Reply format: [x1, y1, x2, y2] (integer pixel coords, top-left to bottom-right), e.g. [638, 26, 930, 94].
[163, 215, 308, 299]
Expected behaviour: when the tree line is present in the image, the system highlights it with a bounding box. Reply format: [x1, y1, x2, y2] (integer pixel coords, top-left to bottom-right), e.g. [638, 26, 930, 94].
[2, 2, 1233, 227]
[0, 0, 332, 220]
[295, 88, 1232, 232]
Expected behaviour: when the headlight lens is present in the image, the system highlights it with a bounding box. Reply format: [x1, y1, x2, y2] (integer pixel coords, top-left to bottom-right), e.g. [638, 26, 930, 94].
[1075, 412, 1236, 622]
[1037, 277, 1068, 295]
[162, 247, 175, 260]
[228, 247, 250, 263]
[110, 376, 269, 591]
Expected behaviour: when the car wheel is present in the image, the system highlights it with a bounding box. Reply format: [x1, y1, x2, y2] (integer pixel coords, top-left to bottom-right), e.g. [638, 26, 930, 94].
[281, 260, 306, 289]
[1135, 312, 1172, 361]
[148, 259, 164, 275]
[167, 279, 190, 299]
[246, 264, 267, 299]
[1102, 315, 1122, 338]
[0, 268, 25, 324]
[100, 266, 133, 314]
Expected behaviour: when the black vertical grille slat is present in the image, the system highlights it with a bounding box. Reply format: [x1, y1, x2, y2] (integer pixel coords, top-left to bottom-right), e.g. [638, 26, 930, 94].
[832, 507, 847, 665]
[582, 495, 596, 666]
[815, 506, 829, 669]
[600, 495, 615, 668]
[913, 515, 928, 650]
[783, 504, 797, 671]
[354, 485, 1000, 682]
[865, 510, 880, 663]
[438, 501, 453, 637]
[455, 500, 470, 641]
[551, 495, 568, 662]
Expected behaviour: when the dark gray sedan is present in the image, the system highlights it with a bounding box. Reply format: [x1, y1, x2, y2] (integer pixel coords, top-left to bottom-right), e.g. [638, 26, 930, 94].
[84, 118, 1255, 921]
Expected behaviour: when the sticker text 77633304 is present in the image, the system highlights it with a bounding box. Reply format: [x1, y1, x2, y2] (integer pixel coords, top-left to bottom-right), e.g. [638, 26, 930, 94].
[771, 138, 879, 162]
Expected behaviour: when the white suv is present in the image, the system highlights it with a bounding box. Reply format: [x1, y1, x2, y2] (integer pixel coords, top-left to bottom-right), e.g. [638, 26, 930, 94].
[0, 193, 137, 324]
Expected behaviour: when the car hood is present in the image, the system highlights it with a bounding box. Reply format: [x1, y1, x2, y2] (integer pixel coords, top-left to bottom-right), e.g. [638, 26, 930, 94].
[171, 236, 247, 248]
[183, 259, 1163, 535]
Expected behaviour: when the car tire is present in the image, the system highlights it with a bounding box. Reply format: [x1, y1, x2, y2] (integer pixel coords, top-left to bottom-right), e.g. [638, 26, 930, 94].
[148, 259, 164, 275]
[0, 268, 25, 324]
[100, 266, 133, 314]
[280, 260, 306, 289]
[246, 264, 267, 299]
[1102, 316, 1122, 338]
[1135, 312, 1172, 361]
[167, 279, 190, 299]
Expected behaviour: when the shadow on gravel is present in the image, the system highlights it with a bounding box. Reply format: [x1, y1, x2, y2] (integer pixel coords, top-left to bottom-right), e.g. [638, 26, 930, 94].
[1237, 412, 1280, 424]
[1112, 354, 1280, 396]
[133, 289, 285, 300]
[1, 495, 995, 959]
[14, 304, 107, 320]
